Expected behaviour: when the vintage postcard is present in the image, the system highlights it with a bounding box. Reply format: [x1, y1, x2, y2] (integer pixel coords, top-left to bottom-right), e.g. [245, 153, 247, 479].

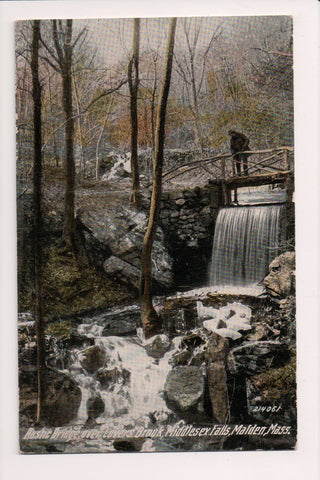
[16, 15, 297, 455]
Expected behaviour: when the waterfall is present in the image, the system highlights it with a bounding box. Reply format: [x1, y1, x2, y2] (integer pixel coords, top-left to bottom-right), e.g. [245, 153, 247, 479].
[67, 325, 180, 425]
[209, 204, 284, 289]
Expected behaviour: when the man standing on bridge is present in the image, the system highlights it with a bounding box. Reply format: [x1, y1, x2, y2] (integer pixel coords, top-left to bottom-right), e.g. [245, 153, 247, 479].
[228, 130, 250, 176]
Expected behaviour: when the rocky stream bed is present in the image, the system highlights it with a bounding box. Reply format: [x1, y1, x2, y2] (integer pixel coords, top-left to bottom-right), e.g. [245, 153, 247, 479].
[17, 171, 296, 454]
[19, 285, 296, 454]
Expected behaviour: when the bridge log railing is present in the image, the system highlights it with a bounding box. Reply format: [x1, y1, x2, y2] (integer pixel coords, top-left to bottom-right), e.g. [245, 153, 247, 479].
[162, 147, 294, 186]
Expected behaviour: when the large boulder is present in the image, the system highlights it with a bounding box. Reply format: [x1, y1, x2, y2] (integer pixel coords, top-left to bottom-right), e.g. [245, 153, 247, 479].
[103, 256, 140, 290]
[86, 395, 105, 420]
[80, 345, 106, 374]
[19, 371, 82, 428]
[96, 366, 130, 388]
[205, 333, 230, 423]
[246, 352, 296, 428]
[227, 341, 290, 376]
[168, 331, 207, 367]
[101, 316, 138, 337]
[77, 205, 173, 290]
[19, 369, 82, 428]
[82, 306, 140, 337]
[205, 332, 229, 364]
[164, 366, 205, 413]
[169, 349, 192, 367]
[43, 373, 81, 427]
[145, 334, 171, 359]
[264, 252, 295, 297]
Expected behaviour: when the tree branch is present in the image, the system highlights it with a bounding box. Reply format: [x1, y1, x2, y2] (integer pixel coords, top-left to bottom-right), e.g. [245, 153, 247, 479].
[84, 78, 128, 112]
[72, 26, 87, 49]
[39, 33, 60, 66]
[52, 20, 64, 66]
[16, 85, 32, 96]
[39, 54, 60, 73]
[251, 47, 293, 58]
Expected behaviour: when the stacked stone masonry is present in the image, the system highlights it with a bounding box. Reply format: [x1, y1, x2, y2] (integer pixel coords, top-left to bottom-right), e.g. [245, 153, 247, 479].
[144, 184, 223, 288]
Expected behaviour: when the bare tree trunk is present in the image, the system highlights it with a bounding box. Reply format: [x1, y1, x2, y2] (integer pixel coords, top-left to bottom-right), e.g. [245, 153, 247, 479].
[175, 19, 220, 152]
[141, 18, 177, 338]
[63, 70, 75, 251]
[189, 54, 204, 152]
[73, 76, 85, 177]
[52, 19, 76, 252]
[47, 70, 60, 167]
[53, 134, 60, 167]
[95, 97, 114, 180]
[128, 18, 141, 207]
[31, 19, 46, 424]
[150, 66, 157, 152]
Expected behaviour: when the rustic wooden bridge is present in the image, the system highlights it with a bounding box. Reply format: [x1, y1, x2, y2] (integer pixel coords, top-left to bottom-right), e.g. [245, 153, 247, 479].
[163, 146, 294, 204]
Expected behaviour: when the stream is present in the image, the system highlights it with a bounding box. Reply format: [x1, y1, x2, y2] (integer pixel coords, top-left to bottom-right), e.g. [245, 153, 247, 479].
[70, 327, 180, 424]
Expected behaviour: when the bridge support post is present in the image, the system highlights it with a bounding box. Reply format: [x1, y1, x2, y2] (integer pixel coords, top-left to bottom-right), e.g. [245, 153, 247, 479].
[285, 175, 294, 204]
[221, 181, 231, 206]
[233, 188, 238, 203]
[285, 175, 295, 246]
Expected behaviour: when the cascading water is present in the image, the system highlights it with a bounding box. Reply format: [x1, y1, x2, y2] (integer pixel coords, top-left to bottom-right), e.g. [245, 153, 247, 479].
[66, 322, 182, 427]
[209, 204, 284, 290]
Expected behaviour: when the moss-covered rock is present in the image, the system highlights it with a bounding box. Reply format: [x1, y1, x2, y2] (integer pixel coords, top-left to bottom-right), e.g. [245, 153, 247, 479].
[19, 370, 81, 427]
[80, 345, 106, 374]
[249, 350, 296, 407]
[20, 243, 136, 319]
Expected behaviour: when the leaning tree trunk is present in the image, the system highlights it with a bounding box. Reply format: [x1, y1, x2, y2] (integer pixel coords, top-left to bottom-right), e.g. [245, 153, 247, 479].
[95, 97, 114, 180]
[31, 19, 46, 423]
[73, 76, 85, 178]
[128, 18, 141, 207]
[140, 18, 177, 338]
[150, 72, 157, 153]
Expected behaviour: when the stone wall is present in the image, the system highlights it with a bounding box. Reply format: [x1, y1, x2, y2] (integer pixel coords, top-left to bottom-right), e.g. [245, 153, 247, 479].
[144, 184, 224, 288]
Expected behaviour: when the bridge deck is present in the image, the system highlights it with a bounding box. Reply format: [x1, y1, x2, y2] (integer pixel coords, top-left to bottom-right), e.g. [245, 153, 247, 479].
[225, 169, 293, 189]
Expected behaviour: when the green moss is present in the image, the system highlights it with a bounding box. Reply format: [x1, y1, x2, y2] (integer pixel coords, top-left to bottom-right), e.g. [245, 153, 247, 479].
[252, 351, 296, 406]
[46, 321, 73, 341]
[20, 243, 137, 320]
